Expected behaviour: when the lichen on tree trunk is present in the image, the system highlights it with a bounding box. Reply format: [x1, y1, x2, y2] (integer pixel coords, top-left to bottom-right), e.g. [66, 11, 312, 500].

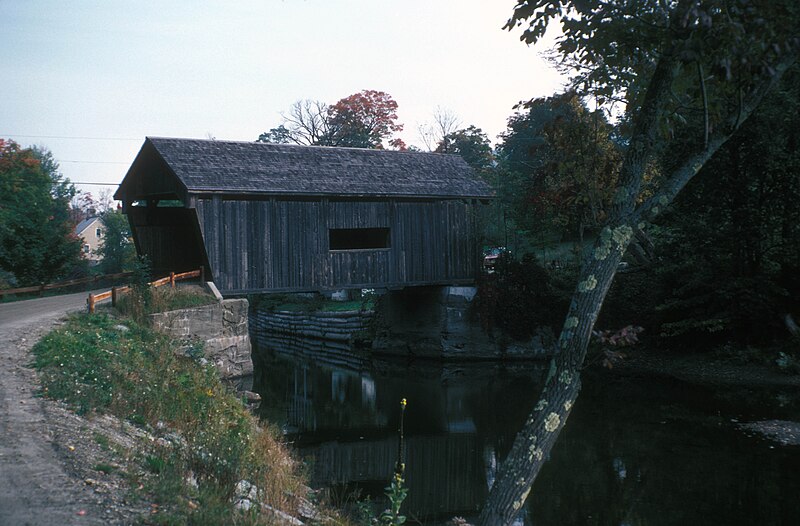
[477, 19, 684, 523]
[478, 228, 629, 525]
[477, 18, 798, 523]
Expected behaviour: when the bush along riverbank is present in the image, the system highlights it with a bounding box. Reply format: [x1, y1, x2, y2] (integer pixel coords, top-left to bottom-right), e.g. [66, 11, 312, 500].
[31, 312, 321, 525]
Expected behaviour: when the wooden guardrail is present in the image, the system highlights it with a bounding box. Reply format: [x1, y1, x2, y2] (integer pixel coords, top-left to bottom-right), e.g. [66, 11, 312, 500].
[0, 272, 134, 300]
[87, 267, 205, 313]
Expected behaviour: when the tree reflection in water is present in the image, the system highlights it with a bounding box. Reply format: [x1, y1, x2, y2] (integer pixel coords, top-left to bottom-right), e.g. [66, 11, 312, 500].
[251, 329, 800, 525]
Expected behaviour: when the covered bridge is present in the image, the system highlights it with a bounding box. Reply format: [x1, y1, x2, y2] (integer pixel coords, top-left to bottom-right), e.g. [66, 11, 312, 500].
[114, 137, 492, 295]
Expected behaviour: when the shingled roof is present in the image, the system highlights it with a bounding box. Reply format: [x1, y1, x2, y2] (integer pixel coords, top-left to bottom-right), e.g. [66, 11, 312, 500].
[122, 137, 493, 199]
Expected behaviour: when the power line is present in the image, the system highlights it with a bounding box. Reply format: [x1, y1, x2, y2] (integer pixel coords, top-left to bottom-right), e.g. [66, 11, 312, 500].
[1, 133, 140, 141]
[1, 176, 119, 186]
[58, 160, 129, 165]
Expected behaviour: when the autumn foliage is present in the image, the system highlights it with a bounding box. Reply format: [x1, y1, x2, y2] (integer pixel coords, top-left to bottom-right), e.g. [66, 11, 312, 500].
[258, 90, 404, 150]
[327, 90, 403, 149]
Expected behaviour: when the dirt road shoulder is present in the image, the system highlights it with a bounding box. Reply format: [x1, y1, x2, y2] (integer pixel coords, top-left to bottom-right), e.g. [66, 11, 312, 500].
[0, 301, 147, 525]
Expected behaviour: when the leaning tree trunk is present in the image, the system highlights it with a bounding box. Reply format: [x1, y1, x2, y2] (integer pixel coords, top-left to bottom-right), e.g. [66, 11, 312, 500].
[477, 17, 683, 520]
[477, 222, 632, 524]
[478, 14, 796, 523]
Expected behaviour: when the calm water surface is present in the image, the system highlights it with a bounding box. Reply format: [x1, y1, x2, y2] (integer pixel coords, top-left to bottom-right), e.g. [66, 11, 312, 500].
[251, 329, 800, 525]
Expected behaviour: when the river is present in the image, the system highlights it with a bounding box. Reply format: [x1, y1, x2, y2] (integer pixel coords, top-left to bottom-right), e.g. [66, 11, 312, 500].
[249, 329, 800, 525]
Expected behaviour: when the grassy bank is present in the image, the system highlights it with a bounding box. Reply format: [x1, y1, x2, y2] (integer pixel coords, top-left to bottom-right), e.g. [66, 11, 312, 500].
[249, 292, 375, 314]
[32, 312, 313, 525]
[115, 284, 218, 321]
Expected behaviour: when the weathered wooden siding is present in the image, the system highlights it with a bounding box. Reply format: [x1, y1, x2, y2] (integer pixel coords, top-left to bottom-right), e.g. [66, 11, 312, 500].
[128, 207, 207, 275]
[118, 142, 186, 203]
[195, 197, 480, 293]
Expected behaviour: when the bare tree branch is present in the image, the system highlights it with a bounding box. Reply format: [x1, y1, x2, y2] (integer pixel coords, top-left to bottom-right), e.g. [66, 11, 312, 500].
[417, 106, 461, 151]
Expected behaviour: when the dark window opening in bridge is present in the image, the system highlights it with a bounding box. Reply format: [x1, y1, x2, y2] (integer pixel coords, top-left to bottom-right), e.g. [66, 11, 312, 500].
[157, 199, 185, 207]
[329, 228, 390, 251]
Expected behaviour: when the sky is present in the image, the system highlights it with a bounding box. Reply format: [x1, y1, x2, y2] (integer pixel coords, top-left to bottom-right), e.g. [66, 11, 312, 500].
[0, 0, 565, 198]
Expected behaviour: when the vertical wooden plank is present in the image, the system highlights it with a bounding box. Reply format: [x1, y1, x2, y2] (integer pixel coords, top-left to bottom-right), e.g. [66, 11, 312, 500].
[292, 201, 299, 288]
[294, 202, 309, 287]
[203, 200, 214, 281]
[211, 196, 223, 290]
[281, 200, 289, 288]
[256, 200, 263, 289]
[266, 198, 274, 289]
[320, 198, 328, 288]
[274, 199, 281, 289]
[293, 200, 299, 288]
[256, 200, 264, 290]
[241, 201, 247, 290]
[245, 201, 253, 290]
[388, 199, 396, 285]
[204, 204, 214, 286]
[272, 198, 279, 289]
[226, 200, 235, 291]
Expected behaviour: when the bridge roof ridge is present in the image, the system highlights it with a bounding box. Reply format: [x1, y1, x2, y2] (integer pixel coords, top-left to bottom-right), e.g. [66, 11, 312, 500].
[131, 137, 494, 199]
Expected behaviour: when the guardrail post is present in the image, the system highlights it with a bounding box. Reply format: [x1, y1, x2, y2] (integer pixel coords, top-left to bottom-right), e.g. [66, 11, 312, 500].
[88, 293, 95, 314]
[200, 266, 205, 282]
[112, 287, 118, 307]
[170, 271, 176, 288]
[38, 283, 45, 297]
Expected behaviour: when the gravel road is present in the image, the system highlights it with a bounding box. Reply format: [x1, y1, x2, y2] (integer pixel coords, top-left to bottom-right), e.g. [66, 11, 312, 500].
[0, 290, 93, 329]
[0, 292, 129, 525]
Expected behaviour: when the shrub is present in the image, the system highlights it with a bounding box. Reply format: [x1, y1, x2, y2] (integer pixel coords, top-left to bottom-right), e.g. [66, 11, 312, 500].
[476, 253, 571, 341]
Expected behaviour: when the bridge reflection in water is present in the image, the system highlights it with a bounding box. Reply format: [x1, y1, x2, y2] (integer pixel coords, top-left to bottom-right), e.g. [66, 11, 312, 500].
[251, 328, 800, 525]
[251, 328, 545, 521]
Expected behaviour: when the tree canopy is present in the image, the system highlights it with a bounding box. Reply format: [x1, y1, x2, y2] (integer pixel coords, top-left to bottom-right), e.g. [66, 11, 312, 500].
[480, 1, 799, 524]
[496, 93, 622, 241]
[0, 139, 84, 286]
[327, 90, 404, 148]
[258, 90, 404, 149]
[653, 67, 800, 343]
[97, 209, 136, 275]
[436, 125, 494, 173]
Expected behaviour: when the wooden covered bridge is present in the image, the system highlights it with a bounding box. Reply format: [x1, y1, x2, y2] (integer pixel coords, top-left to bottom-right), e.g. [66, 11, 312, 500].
[114, 137, 492, 295]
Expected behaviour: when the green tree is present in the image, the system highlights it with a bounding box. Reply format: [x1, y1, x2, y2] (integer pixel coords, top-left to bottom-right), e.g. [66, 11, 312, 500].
[653, 67, 800, 344]
[0, 139, 83, 286]
[436, 125, 494, 173]
[479, 2, 800, 524]
[257, 125, 294, 145]
[496, 93, 623, 244]
[97, 209, 136, 274]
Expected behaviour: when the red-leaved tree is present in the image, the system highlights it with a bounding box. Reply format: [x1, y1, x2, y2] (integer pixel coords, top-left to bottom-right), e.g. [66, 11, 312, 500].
[327, 90, 404, 149]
